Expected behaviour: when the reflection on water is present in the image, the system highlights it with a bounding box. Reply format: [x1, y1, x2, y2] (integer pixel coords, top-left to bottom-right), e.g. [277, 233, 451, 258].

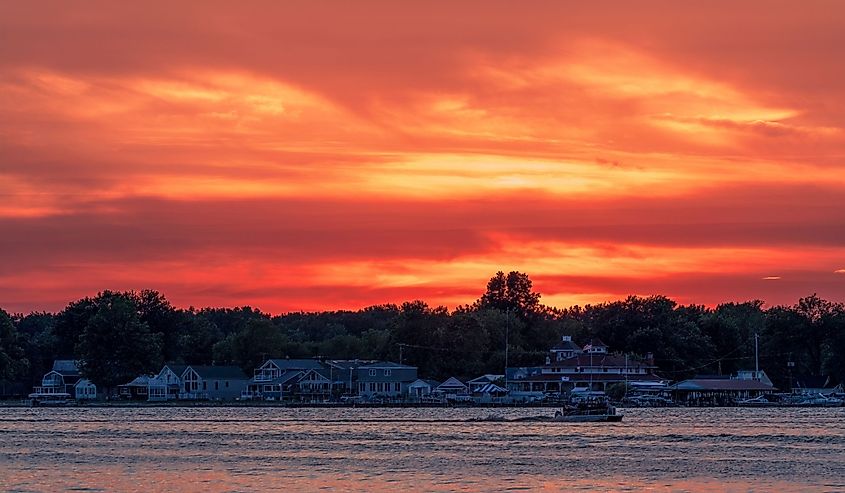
[1, 407, 844, 492]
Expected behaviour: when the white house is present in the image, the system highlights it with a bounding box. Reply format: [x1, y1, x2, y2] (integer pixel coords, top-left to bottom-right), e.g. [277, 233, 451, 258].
[148, 364, 187, 401]
[434, 377, 469, 396]
[74, 379, 98, 400]
[407, 379, 440, 398]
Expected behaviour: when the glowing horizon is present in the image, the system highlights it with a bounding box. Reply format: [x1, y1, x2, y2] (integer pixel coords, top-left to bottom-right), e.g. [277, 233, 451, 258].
[1, 2, 844, 314]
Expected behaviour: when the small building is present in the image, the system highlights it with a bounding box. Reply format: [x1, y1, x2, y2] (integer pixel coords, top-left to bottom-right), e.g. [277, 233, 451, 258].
[356, 362, 417, 399]
[180, 365, 249, 400]
[74, 379, 98, 401]
[407, 379, 440, 398]
[434, 377, 469, 396]
[118, 375, 153, 400]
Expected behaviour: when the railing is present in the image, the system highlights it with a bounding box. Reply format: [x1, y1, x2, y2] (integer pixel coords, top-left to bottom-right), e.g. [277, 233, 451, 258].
[179, 392, 209, 400]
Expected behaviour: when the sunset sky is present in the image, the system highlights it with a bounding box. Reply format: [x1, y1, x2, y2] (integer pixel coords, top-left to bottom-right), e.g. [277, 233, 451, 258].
[1, 1, 844, 314]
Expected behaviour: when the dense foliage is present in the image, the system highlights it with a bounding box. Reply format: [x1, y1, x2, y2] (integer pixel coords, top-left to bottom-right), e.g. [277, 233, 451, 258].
[2, 272, 844, 394]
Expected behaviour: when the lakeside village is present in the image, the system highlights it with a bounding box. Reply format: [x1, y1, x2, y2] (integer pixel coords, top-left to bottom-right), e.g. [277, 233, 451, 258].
[28, 336, 845, 408]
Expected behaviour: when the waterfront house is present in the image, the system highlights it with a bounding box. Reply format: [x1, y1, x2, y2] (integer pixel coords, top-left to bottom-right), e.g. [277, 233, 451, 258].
[407, 379, 440, 398]
[180, 365, 249, 400]
[467, 374, 504, 393]
[356, 362, 417, 399]
[507, 340, 663, 395]
[148, 364, 187, 401]
[247, 358, 333, 401]
[31, 360, 94, 400]
[74, 379, 98, 401]
[296, 368, 349, 401]
[434, 377, 469, 397]
[118, 375, 153, 400]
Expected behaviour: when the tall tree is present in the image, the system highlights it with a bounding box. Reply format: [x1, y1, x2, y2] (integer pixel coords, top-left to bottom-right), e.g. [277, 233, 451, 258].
[476, 271, 541, 318]
[0, 309, 29, 394]
[76, 292, 163, 395]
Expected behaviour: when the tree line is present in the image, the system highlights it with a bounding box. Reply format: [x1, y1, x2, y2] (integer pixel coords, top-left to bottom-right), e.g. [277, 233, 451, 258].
[2, 271, 844, 395]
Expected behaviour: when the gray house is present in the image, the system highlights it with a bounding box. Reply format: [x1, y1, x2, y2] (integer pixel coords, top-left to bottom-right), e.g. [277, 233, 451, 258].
[356, 362, 417, 399]
[181, 365, 249, 400]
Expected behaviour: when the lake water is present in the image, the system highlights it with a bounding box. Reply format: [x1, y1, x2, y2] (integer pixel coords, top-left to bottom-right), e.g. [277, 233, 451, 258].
[1, 407, 844, 492]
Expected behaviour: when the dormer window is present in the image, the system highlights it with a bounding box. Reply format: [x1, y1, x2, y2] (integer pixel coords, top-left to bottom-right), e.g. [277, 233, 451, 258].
[384, 369, 392, 376]
[369, 369, 377, 376]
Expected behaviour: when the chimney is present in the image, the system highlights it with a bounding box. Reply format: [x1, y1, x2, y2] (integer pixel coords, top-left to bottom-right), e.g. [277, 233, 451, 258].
[645, 352, 654, 365]
[545, 356, 551, 365]
[562, 335, 572, 342]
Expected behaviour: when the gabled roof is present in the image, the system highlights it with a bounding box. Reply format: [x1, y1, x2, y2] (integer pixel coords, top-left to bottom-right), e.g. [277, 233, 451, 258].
[360, 361, 416, 370]
[551, 340, 582, 351]
[436, 377, 468, 390]
[160, 364, 188, 378]
[123, 375, 153, 387]
[298, 368, 342, 382]
[254, 370, 305, 385]
[408, 378, 440, 388]
[185, 365, 248, 380]
[265, 359, 326, 371]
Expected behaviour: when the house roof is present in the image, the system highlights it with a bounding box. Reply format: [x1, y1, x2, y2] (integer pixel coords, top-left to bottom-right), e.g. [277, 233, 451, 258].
[436, 377, 468, 390]
[161, 364, 188, 377]
[185, 365, 248, 380]
[123, 375, 153, 387]
[298, 368, 346, 382]
[551, 340, 582, 351]
[467, 374, 504, 384]
[52, 360, 81, 377]
[671, 379, 775, 391]
[266, 359, 326, 371]
[327, 359, 375, 370]
[360, 361, 416, 370]
[408, 378, 433, 388]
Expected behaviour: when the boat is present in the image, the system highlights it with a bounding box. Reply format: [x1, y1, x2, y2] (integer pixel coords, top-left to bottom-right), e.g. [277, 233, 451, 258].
[28, 391, 72, 407]
[552, 403, 623, 422]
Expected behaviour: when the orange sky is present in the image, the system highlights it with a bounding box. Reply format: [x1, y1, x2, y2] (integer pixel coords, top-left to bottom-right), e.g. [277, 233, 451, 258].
[1, 1, 844, 313]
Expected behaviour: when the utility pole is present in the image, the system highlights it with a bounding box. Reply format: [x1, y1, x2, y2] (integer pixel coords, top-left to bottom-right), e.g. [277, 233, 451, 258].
[504, 308, 510, 390]
[399, 343, 404, 365]
[755, 332, 760, 380]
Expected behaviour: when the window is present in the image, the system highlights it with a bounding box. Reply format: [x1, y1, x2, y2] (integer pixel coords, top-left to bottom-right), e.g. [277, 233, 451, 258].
[384, 369, 392, 376]
[203, 381, 207, 391]
[370, 383, 375, 391]
[369, 369, 377, 376]
[225, 381, 229, 388]
[377, 383, 383, 392]
[215, 381, 219, 390]
[395, 382, 400, 392]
